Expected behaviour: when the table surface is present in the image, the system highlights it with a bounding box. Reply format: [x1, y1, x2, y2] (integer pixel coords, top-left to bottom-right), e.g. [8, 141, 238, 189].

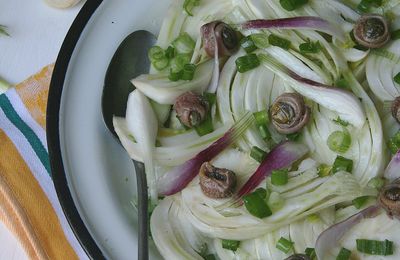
[0, 0, 83, 258]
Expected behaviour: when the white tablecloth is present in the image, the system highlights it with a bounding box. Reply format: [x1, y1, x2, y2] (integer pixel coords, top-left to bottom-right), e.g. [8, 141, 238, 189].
[0, 1, 83, 258]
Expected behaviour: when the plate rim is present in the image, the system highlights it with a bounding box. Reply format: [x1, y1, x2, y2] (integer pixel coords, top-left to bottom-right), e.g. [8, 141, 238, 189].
[46, 0, 105, 259]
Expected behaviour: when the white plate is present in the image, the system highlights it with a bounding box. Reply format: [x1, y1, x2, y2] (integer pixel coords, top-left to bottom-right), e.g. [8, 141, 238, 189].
[47, 0, 170, 259]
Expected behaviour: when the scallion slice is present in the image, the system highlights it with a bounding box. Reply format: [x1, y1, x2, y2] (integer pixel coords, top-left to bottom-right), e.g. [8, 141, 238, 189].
[235, 53, 260, 73]
[251, 33, 269, 49]
[352, 196, 369, 209]
[165, 46, 176, 59]
[336, 247, 351, 260]
[392, 29, 400, 40]
[268, 34, 291, 50]
[271, 169, 289, 186]
[335, 77, 350, 90]
[332, 156, 353, 174]
[222, 239, 240, 251]
[181, 63, 196, 81]
[333, 117, 349, 127]
[357, 0, 383, 13]
[388, 130, 400, 154]
[243, 188, 272, 218]
[168, 69, 183, 82]
[276, 237, 294, 253]
[194, 93, 215, 136]
[259, 125, 272, 141]
[240, 36, 257, 53]
[250, 146, 267, 163]
[170, 53, 191, 73]
[279, 0, 308, 11]
[305, 247, 316, 259]
[394, 72, 400, 85]
[253, 110, 269, 126]
[356, 239, 394, 255]
[183, 0, 200, 16]
[317, 164, 332, 177]
[299, 40, 321, 54]
[367, 177, 385, 189]
[148, 46, 165, 61]
[327, 130, 351, 153]
[172, 33, 196, 54]
[152, 58, 169, 71]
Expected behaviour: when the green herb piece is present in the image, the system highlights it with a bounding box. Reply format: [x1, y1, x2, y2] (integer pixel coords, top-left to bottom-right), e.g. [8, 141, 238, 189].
[299, 40, 321, 54]
[240, 36, 257, 53]
[165, 46, 176, 59]
[367, 177, 386, 189]
[250, 146, 267, 163]
[287, 132, 301, 141]
[279, 0, 308, 11]
[243, 188, 272, 218]
[332, 156, 353, 174]
[268, 34, 291, 50]
[276, 237, 294, 253]
[251, 33, 269, 49]
[258, 125, 272, 141]
[336, 247, 352, 260]
[181, 63, 196, 81]
[235, 53, 260, 73]
[392, 29, 400, 40]
[305, 247, 316, 259]
[356, 239, 394, 255]
[271, 169, 289, 186]
[352, 196, 370, 209]
[183, 0, 200, 16]
[170, 53, 191, 73]
[317, 164, 332, 177]
[172, 33, 196, 54]
[394, 72, 400, 85]
[0, 25, 9, 36]
[253, 110, 269, 126]
[333, 117, 350, 127]
[327, 130, 351, 153]
[357, 0, 383, 13]
[388, 130, 400, 154]
[194, 93, 215, 136]
[222, 239, 240, 251]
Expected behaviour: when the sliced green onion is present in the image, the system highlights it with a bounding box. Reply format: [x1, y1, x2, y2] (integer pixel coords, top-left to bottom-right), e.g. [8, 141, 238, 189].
[268, 191, 284, 211]
[250, 146, 267, 163]
[148, 46, 165, 61]
[222, 239, 240, 251]
[394, 72, 400, 85]
[271, 169, 289, 186]
[172, 33, 196, 54]
[332, 156, 353, 174]
[367, 177, 385, 189]
[388, 130, 400, 154]
[299, 40, 321, 54]
[357, 0, 383, 13]
[392, 29, 400, 40]
[279, 0, 308, 11]
[333, 117, 349, 127]
[194, 93, 215, 136]
[250, 33, 269, 49]
[356, 239, 394, 256]
[235, 53, 260, 73]
[240, 36, 257, 53]
[0, 25, 10, 37]
[286, 132, 301, 141]
[317, 164, 332, 177]
[243, 188, 272, 218]
[305, 248, 316, 259]
[276, 237, 294, 254]
[170, 53, 191, 73]
[165, 46, 176, 59]
[253, 110, 269, 126]
[181, 63, 196, 81]
[336, 247, 351, 260]
[183, 0, 200, 16]
[168, 69, 183, 82]
[268, 34, 291, 50]
[152, 58, 169, 71]
[352, 196, 370, 209]
[335, 77, 350, 90]
[327, 130, 351, 153]
[259, 125, 272, 141]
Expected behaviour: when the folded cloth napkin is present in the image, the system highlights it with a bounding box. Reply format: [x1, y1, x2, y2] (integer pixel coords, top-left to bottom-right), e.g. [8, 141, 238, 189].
[0, 64, 87, 260]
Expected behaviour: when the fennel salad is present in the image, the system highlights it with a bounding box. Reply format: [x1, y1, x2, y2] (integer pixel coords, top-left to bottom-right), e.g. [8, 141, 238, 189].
[113, 0, 400, 259]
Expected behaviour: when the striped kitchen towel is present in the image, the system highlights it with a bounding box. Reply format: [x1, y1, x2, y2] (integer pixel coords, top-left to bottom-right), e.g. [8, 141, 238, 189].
[0, 64, 87, 260]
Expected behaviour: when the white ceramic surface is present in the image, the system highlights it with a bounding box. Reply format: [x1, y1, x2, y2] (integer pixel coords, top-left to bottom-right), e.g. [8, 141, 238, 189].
[59, 1, 171, 259]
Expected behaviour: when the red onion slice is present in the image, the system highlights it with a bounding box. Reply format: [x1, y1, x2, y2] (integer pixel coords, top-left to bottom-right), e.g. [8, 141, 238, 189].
[315, 205, 381, 260]
[239, 16, 346, 42]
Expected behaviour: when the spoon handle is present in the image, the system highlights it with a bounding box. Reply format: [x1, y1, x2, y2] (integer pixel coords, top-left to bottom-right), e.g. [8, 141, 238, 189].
[133, 162, 149, 260]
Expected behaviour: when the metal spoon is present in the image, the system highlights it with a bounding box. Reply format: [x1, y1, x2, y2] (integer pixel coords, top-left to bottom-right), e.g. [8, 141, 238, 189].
[102, 30, 156, 260]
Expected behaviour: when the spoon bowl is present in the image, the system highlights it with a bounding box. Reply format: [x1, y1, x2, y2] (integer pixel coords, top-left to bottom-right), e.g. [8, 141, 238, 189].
[101, 30, 156, 260]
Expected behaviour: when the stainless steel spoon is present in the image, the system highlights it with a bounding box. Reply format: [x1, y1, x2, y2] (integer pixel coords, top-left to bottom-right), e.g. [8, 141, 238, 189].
[102, 30, 156, 260]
